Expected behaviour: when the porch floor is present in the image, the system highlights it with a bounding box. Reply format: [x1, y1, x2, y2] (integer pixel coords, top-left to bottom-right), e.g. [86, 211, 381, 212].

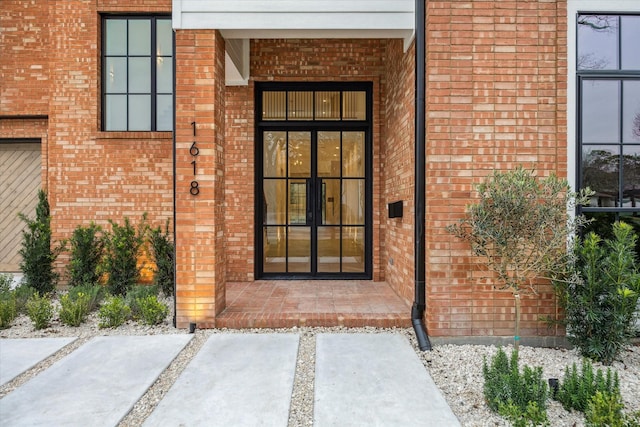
[216, 280, 411, 329]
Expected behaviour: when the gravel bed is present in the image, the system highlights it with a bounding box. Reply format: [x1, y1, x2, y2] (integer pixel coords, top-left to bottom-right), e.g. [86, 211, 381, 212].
[2, 303, 639, 426]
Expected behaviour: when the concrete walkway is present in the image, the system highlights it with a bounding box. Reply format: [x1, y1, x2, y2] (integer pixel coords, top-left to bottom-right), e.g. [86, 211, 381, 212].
[0, 333, 460, 426]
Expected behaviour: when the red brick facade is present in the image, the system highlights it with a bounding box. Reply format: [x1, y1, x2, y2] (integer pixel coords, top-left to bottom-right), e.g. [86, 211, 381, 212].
[1, 0, 570, 338]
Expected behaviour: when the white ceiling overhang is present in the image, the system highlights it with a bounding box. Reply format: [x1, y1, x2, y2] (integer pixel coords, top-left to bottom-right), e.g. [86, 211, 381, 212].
[172, 0, 416, 85]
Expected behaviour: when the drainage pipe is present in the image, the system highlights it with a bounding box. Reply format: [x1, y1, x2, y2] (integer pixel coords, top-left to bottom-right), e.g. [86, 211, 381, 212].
[412, 0, 432, 351]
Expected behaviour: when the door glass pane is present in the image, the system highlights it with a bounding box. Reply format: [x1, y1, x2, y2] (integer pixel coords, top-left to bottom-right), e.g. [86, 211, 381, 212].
[263, 179, 286, 225]
[156, 56, 173, 93]
[582, 146, 620, 207]
[621, 16, 640, 70]
[318, 227, 340, 273]
[128, 20, 151, 55]
[622, 145, 640, 207]
[288, 91, 313, 120]
[315, 91, 340, 120]
[288, 132, 310, 177]
[318, 132, 340, 178]
[129, 95, 151, 131]
[322, 179, 341, 225]
[623, 81, 640, 143]
[289, 180, 307, 224]
[343, 91, 366, 120]
[582, 80, 620, 143]
[129, 58, 151, 93]
[156, 19, 173, 56]
[263, 226, 286, 273]
[105, 95, 127, 131]
[156, 94, 173, 131]
[262, 92, 286, 120]
[288, 227, 310, 273]
[342, 226, 365, 273]
[263, 132, 287, 177]
[105, 57, 127, 93]
[105, 20, 127, 55]
[342, 132, 364, 177]
[342, 180, 365, 225]
[578, 15, 618, 70]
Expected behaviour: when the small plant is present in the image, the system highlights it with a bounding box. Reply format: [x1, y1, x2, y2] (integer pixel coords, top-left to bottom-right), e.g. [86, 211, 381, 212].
[98, 295, 131, 328]
[136, 295, 168, 325]
[126, 285, 158, 319]
[585, 391, 639, 427]
[67, 223, 104, 288]
[13, 284, 35, 315]
[149, 220, 174, 296]
[0, 293, 17, 329]
[556, 222, 640, 364]
[68, 283, 105, 312]
[483, 347, 549, 426]
[18, 190, 63, 294]
[555, 359, 620, 413]
[102, 216, 147, 296]
[26, 292, 54, 330]
[59, 292, 90, 326]
[0, 273, 13, 293]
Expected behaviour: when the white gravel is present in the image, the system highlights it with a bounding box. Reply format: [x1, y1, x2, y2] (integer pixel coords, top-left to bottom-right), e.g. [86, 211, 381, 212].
[1, 299, 639, 427]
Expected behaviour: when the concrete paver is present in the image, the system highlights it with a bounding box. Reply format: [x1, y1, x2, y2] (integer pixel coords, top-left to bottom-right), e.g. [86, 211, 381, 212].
[0, 335, 192, 427]
[0, 337, 76, 386]
[143, 333, 299, 427]
[314, 333, 461, 426]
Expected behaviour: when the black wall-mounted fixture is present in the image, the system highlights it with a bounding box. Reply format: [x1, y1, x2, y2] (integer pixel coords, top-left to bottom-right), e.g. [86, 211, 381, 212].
[388, 201, 403, 218]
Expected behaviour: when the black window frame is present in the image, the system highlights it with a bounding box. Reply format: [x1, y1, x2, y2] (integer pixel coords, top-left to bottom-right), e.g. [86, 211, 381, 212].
[101, 15, 173, 132]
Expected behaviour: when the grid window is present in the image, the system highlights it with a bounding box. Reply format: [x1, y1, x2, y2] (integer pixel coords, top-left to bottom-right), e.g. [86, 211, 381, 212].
[103, 16, 173, 131]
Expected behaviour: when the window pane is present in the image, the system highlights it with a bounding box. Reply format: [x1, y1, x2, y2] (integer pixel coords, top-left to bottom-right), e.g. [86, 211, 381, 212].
[342, 132, 364, 177]
[128, 95, 151, 131]
[156, 19, 173, 56]
[105, 95, 127, 131]
[578, 15, 618, 70]
[128, 20, 151, 55]
[263, 131, 287, 177]
[342, 226, 365, 273]
[317, 131, 340, 178]
[623, 80, 640, 143]
[582, 80, 620, 143]
[288, 132, 310, 177]
[262, 92, 285, 120]
[105, 20, 127, 55]
[105, 57, 127, 93]
[156, 94, 173, 131]
[342, 180, 365, 225]
[622, 145, 640, 208]
[129, 58, 151, 93]
[582, 146, 620, 207]
[343, 91, 366, 120]
[621, 16, 640, 70]
[322, 179, 340, 225]
[317, 227, 340, 273]
[288, 91, 313, 120]
[288, 180, 307, 224]
[263, 226, 286, 273]
[287, 226, 310, 273]
[315, 91, 340, 120]
[263, 179, 286, 224]
[156, 56, 173, 93]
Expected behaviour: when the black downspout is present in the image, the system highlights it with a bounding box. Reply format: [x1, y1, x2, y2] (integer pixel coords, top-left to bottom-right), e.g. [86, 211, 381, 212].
[412, 0, 432, 351]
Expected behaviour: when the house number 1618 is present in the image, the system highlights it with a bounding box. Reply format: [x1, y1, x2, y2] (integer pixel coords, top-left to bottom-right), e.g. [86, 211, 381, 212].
[190, 121, 199, 196]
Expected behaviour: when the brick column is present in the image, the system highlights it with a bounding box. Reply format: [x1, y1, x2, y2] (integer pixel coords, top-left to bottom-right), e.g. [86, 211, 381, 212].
[174, 29, 226, 328]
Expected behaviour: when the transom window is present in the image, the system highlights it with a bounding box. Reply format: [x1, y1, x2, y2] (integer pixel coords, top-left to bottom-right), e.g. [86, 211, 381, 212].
[262, 90, 367, 121]
[102, 16, 173, 131]
[577, 14, 640, 252]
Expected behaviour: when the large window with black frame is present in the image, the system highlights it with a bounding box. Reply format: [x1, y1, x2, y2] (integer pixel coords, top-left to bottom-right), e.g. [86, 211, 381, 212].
[577, 14, 640, 254]
[102, 16, 173, 131]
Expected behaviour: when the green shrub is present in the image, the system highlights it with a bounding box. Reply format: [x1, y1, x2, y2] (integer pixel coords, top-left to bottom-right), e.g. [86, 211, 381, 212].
[555, 359, 620, 413]
[136, 295, 168, 325]
[102, 216, 147, 296]
[13, 284, 35, 315]
[585, 391, 628, 427]
[98, 295, 131, 328]
[0, 273, 13, 293]
[18, 190, 62, 294]
[59, 292, 90, 326]
[67, 223, 104, 288]
[483, 348, 549, 426]
[0, 293, 17, 329]
[68, 283, 105, 312]
[557, 222, 640, 364]
[149, 220, 174, 296]
[26, 292, 54, 330]
[126, 285, 158, 319]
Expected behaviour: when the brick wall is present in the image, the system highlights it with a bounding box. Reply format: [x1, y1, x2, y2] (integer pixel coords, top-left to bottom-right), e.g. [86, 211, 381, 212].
[424, 0, 567, 337]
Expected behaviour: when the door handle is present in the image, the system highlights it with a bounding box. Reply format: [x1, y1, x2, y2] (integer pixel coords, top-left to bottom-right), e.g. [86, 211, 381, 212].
[306, 178, 313, 225]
